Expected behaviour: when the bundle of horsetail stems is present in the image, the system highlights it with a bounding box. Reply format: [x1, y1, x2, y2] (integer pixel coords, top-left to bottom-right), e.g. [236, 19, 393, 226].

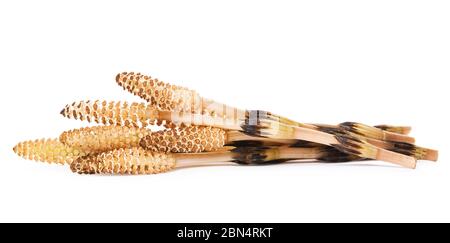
[13, 72, 438, 174]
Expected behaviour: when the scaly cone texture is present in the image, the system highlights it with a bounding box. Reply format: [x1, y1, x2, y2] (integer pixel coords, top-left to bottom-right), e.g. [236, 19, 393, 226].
[13, 138, 88, 165]
[116, 72, 417, 142]
[139, 126, 226, 153]
[71, 147, 176, 175]
[13, 71, 438, 172]
[60, 126, 151, 153]
[116, 72, 203, 113]
[60, 100, 168, 128]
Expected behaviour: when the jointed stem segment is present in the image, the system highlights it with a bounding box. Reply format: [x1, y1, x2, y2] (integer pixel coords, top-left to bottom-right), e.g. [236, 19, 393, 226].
[13, 71, 438, 173]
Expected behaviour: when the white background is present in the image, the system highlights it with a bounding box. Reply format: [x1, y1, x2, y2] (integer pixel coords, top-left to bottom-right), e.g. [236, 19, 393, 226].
[0, 0, 448, 222]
